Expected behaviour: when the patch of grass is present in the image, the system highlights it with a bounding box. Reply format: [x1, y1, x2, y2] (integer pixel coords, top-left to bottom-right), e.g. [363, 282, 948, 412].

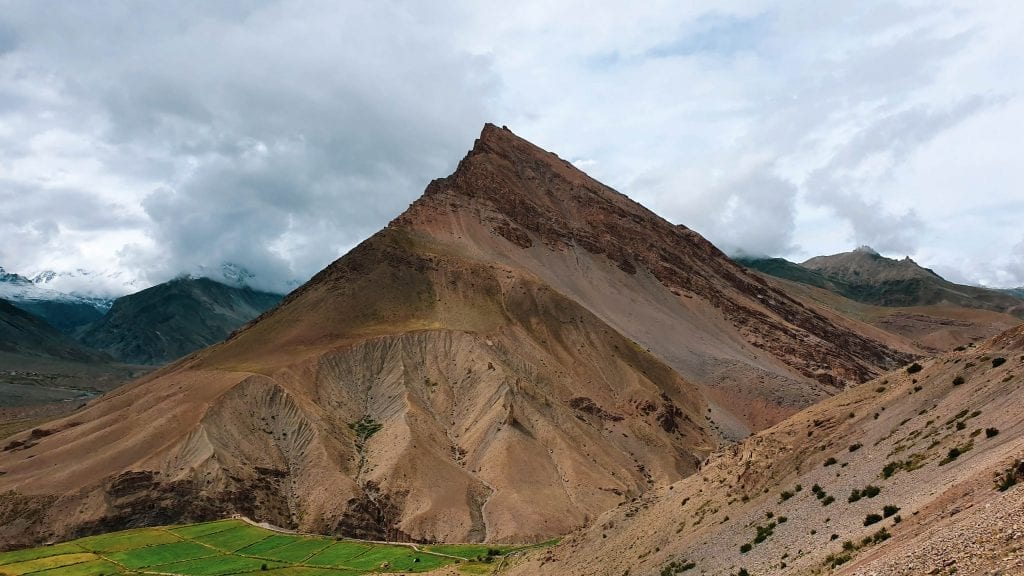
[151, 554, 282, 575]
[0, 552, 99, 574]
[75, 527, 181, 552]
[237, 534, 305, 555]
[305, 542, 373, 566]
[257, 537, 333, 562]
[195, 524, 274, 552]
[0, 542, 86, 566]
[107, 540, 218, 569]
[26, 559, 124, 576]
[170, 519, 244, 538]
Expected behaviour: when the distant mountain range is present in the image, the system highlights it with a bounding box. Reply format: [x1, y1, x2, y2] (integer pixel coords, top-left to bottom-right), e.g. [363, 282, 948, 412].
[1, 264, 285, 363]
[736, 247, 1024, 317]
[76, 277, 283, 365]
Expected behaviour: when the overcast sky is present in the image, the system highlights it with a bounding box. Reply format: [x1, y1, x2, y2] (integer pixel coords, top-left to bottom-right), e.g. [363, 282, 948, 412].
[1, 0, 1022, 294]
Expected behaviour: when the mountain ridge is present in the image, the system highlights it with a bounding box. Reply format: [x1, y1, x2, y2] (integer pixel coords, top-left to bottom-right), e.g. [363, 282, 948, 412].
[0, 124, 915, 549]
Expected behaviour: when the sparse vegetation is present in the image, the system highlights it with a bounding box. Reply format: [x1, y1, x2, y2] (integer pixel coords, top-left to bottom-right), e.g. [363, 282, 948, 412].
[660, 559, 696, 574]
[848, 442, 862, 452]
[882, 504, 900, 518]
[824, 457, 838, 467]
[996, 460, 1023, 492]
[863, 513, 883, 525]
[992, 357, 1006, 368]
[986, 427, 1000, 438]
[882, 453, 928, 478]
[906, 363, 923, 374]
[939, 441, 974, 466]
[953, 376, 965, 386]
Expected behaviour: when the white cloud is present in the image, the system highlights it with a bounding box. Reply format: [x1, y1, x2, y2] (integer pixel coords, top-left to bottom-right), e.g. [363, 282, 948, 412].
[0, 0, 1022, 292]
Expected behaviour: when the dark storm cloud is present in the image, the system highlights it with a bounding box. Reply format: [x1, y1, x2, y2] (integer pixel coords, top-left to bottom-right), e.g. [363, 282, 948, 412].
[0, 1, 494, 292]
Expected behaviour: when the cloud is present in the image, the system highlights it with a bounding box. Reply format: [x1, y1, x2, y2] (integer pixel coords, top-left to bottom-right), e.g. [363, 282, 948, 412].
[0, 0, 1022, 293]
[0, 1, 494, 293]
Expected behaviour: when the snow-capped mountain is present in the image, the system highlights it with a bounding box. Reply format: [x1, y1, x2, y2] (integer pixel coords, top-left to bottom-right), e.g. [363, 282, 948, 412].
[28, 267, 140, 298]
[0, 265, 119, 332]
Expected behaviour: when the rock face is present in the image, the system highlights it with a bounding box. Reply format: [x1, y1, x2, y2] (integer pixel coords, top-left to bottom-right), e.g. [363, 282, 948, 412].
[506, 323, 1024, 576]
[75, 277, 283, 365]
[0, 124, 910, 549]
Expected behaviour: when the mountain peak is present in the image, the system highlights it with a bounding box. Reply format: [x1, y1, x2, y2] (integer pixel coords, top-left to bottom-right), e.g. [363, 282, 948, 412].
[853, 245, 880, 256]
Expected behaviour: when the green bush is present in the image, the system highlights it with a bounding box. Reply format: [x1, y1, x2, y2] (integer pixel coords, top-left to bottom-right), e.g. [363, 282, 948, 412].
[882, 504, 900, 518]
[740, 543, 752, 553]
[863, 514, 883, 526]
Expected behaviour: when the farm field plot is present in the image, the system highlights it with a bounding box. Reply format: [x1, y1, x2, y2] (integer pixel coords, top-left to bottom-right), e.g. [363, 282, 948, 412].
[0, 519, 542, 575]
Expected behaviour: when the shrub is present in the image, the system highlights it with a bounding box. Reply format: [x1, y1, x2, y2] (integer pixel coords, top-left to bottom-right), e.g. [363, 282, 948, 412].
[863, 513, 883, 526]
[824, 457, 838, 467]
[848, 442, 862, 452]
[821, 495, 835, 506]
[740, 543, 752, 553]
[848, 489, 862, 503]
[882, 504, 900, 518]
[953, 376, 965, 386]
[863, 485, 881, 497]
[779, 490, 794, 502]
[992, 357, 1007, 368]
[261, 565, 268, 572]
[986, 427, 1000, 438]
[906, 363, 923, 374]
[997, 460, 1023, 492]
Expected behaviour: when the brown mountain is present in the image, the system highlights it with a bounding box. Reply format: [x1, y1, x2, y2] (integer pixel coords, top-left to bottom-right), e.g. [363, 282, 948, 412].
[509, 322, 1024, 576]
[800, 246, 1024, 315]
[0, 125, 911, 549]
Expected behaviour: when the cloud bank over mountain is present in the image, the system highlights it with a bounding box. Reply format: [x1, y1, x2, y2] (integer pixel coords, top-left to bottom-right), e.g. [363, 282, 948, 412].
[1, 1, 1022, 292]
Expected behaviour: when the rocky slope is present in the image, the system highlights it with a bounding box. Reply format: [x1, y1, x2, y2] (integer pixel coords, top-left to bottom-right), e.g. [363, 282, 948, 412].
[75, 277, 283, 365]
[0, 125, 911, 549]
[507, 322, 1024, 576]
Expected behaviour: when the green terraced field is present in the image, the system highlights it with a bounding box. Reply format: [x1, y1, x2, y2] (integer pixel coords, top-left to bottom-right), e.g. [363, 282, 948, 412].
[0, 520, 541, 575]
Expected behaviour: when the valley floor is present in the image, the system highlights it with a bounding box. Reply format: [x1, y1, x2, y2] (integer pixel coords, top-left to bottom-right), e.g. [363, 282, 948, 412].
[0, 519, 541, 576]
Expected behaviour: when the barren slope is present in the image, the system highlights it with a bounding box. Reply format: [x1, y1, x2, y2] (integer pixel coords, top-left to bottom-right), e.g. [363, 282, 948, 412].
[508, 322, 1024, 576]
[0, 125, 910, 550]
